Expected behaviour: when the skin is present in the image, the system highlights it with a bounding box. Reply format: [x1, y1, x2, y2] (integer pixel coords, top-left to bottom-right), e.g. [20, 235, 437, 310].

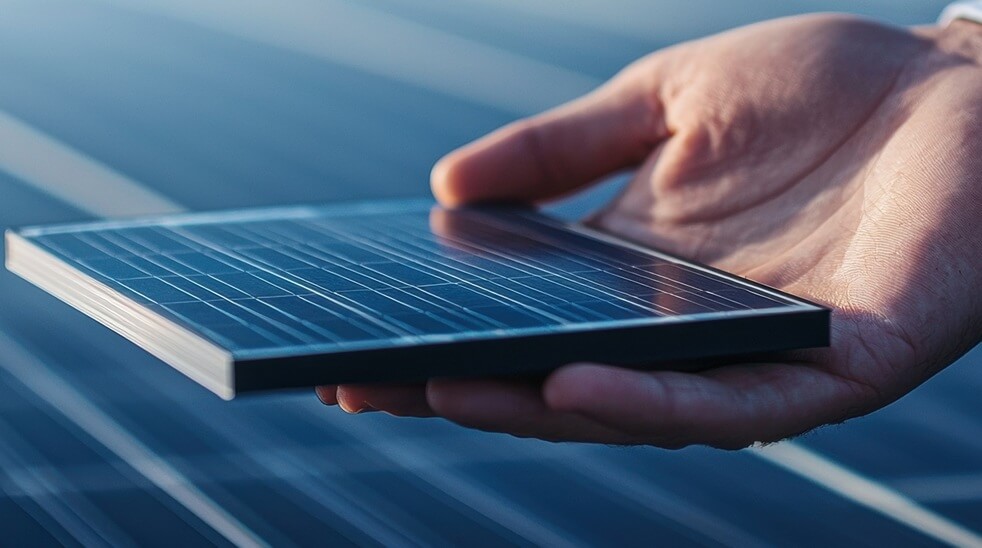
[317, 14, 982, 449]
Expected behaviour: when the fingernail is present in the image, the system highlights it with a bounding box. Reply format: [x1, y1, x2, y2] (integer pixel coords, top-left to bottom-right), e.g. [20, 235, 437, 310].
[339, 401, 376, 414]
[315, 387, 336, 406]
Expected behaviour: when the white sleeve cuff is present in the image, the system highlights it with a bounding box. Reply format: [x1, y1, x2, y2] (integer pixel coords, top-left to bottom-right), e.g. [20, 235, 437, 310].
[939, 0, 982, 25]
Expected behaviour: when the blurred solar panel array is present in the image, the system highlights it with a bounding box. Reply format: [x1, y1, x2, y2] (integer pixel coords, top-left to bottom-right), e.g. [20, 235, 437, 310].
[0, 0, 977, 546]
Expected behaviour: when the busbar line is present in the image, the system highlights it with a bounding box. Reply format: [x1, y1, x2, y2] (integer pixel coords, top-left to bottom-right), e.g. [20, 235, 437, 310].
[0, 110, 184, 219]
[0, 332, 269, 548]
[751, 442, 982, 547]
[93, 0, 602, 115]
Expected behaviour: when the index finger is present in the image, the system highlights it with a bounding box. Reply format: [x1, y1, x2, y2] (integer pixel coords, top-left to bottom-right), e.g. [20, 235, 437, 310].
[432, 67, 668, 206]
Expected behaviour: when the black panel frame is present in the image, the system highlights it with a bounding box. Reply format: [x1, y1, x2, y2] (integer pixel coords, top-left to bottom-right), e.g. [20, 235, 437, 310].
[235, 306, 829, 392]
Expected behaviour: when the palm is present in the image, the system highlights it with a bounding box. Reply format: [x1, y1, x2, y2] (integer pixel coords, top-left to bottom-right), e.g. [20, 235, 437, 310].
[321, 15, 982, 447]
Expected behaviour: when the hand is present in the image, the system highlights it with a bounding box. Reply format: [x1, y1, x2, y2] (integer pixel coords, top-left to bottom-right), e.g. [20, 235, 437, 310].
[317, 14, 982, 448]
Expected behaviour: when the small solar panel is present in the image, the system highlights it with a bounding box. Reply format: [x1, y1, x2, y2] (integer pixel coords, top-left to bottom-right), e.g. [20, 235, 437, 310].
[5, 200, 828, 399]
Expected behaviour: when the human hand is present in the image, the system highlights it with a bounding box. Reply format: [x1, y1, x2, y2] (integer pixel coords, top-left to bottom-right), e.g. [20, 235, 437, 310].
[318, 14, 982, 448]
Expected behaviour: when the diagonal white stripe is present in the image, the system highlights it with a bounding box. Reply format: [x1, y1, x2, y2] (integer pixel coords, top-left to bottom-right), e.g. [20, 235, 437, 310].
[752, 442, 982, 548]
[0, 332, 269, 548]
[95, 0, 602, 115]
[0, 111, 185, 218]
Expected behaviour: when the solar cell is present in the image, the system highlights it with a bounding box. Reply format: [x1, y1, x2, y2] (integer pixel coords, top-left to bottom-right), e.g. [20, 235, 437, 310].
[5, 200, 828, 398]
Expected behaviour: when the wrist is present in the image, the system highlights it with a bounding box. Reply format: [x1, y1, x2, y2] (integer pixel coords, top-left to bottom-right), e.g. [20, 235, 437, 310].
[940, 0, 982, 25]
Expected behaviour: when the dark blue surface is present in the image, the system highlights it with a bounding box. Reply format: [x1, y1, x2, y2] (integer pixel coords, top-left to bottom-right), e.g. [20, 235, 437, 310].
[0, 0, 978, 545]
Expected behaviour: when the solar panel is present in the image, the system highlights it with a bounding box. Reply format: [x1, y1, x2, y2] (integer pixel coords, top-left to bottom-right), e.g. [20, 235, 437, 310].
[5, 200, 828, 398]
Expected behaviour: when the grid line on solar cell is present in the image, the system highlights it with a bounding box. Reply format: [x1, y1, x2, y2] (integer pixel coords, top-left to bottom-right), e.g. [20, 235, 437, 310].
[240, 219, 560, 322]
[191, 217, 601, 342]
[30, 208, 794, 352]
[364, 218, 659, 308]
[293, 220, 597, 325]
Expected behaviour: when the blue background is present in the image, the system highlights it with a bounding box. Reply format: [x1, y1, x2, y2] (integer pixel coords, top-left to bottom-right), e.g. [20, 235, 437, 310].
[0, 1, 978, 545]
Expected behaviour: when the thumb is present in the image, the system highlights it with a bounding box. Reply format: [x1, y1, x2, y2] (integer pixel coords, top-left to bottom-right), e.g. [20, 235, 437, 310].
[431, 69, 669, 206]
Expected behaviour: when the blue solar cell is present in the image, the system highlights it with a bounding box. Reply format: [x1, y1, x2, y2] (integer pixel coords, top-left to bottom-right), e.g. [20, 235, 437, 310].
[185, 274, 253, 300]
[161, 276, 227, 302]
[143, 254, 200, 276]
[166, 251, 243, 275]
[212, 272, 293, 298]
[164, 301, 243, 327]
[314, 318, 387, 342]
[260, 296, 341, 320]
[389, 313, 460, 335]
[123, 277, 196, 304]
[238, 247, 312, 270]
[712, 289, 786, 310]
[363, 262, 449, 286]
[80, 257, 151, 280]
[250, 270, 313, 296]
[568, 300, 653, 321]
[471, 305, 559, 329]
[37, 234, 104, 259]
[335, 289, 421, 316]
[418, 283, 507, 309]
[288, 268, 367, 292]
[117, 255, 174, 277]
